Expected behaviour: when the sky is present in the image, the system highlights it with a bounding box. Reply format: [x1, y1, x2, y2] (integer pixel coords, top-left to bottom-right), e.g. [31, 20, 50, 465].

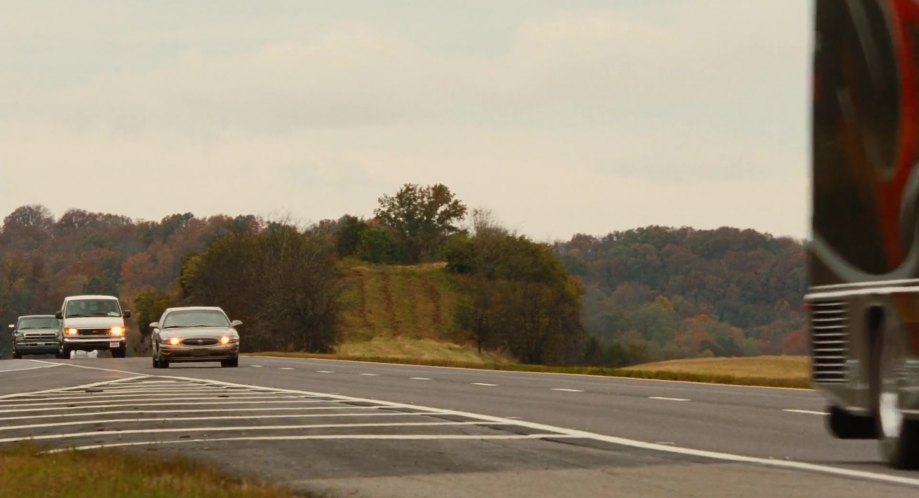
[0, 1, 811, 241]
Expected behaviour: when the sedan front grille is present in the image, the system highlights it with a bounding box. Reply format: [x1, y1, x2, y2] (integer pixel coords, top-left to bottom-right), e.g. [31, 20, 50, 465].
[810, 300, 848, 384]
[183, 338, 218, 346]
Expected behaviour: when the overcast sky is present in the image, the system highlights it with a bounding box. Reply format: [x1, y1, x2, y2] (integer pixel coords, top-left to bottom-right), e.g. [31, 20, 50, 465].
[0, 1, 810, 241]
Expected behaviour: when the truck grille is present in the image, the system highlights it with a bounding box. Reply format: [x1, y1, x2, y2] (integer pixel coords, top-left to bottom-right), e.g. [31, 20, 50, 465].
[24, 332, 57, 340]
[810, 300, 848, 383]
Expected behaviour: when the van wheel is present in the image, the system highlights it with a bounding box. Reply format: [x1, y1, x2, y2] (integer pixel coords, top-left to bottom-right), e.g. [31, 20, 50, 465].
[57, 346, 70, 359]
[876, 322, 919, 468]
[112, 347, 126, 358]
[12, 351, 21, 359]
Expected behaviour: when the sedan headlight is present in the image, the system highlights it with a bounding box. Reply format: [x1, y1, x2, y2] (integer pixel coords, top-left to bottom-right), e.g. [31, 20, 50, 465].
[66, 328, 79, 336]
[219, 335, 239, 345]
[111, 326, 124, 336]
[168, 337, 181, 346]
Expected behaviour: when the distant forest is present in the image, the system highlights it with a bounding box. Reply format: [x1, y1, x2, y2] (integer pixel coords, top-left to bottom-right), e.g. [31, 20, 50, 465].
[555, 226, 806, 365]
[0, 199, 806, 366]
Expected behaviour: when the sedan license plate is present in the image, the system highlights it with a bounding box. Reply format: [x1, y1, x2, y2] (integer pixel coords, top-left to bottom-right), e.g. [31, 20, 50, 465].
[192, 348, 209, 356]
[109, 342, 120, 348]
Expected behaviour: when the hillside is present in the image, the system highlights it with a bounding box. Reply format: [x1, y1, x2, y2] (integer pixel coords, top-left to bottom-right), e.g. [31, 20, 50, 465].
[336, 262, 508, 364]
[556, 226, 806, 365]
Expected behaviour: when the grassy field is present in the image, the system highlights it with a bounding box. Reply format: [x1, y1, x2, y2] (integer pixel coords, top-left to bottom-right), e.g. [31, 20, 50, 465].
[624, 356, 810, 381]
[0, 445, 297, 498]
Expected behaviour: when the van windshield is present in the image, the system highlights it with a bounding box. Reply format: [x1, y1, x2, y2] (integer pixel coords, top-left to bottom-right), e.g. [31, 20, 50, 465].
[65, 299, 122, 318]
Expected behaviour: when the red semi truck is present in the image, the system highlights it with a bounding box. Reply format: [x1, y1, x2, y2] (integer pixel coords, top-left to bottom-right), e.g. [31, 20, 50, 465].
[807, 0, 919, 468]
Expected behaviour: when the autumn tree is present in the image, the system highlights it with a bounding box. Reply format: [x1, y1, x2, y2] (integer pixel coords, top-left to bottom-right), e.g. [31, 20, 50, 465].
[375, 183, 467, 263]
[180, 226, 341, 353]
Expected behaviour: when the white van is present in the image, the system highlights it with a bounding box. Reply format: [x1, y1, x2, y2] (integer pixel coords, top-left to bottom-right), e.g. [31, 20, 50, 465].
[55, 295, 130, 358]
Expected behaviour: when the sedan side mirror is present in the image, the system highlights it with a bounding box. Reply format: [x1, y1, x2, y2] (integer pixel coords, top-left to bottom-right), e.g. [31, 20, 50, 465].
[123, 310, 132, 318]
[149, 322, 159, 330]
[7, 324, 13, 329]
[55, 311, 63, 319]
[231, 320, 243, 327]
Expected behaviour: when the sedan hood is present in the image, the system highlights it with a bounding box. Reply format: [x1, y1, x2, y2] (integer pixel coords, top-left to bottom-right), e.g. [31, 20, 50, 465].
[160, 326, 237, 339]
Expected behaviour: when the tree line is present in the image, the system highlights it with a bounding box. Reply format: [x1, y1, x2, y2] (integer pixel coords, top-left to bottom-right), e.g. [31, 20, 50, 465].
[0, 187, 807, 367]
[554, 226, 806, 366]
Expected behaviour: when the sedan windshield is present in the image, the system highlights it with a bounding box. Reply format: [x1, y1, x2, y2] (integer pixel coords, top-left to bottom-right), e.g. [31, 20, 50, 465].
[19, 316, 59, 329]
[163, 311, 230, 328]
[65, 299, 122, 318]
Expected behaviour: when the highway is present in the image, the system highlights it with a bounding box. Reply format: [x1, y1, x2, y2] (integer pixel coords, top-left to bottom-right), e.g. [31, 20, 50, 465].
[2, 356, 919, 498]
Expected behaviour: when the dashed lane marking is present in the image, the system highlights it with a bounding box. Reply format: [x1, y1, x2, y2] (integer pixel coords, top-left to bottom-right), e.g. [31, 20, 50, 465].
[551, 388, 584, 393]
[280, 367, 294, 371]
[471, 383, 498, 387]
[360, 373, 379, 376]
[782, 409, 828, 416]
[411, 377, 432, 381]
[251, 365, 263, 368]
[316, 370, 334, 374]
[648, 396, 690, 402]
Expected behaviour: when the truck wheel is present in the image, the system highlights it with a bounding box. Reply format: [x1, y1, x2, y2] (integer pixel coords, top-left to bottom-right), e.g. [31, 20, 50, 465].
[827, 405, 875, 439]
[112, 347, 126, 358]
[877, 323, 919, 468]
[12, 351, 21, 359]
[57, 346, 70, 359]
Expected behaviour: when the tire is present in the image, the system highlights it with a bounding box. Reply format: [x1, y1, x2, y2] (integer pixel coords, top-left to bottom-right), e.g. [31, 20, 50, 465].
[12, 351, 21, 360]
[152, 346, 167, 368]
[827, 405, 876, 439]
[112, 347, 126, 359]
[221, 356, 239, 368]
[876, 322, 919, 468]
[57, 345, 71, 360]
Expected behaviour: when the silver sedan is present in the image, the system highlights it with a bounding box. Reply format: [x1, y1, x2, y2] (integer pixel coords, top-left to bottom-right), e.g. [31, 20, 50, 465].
[151, 307, 241, 368]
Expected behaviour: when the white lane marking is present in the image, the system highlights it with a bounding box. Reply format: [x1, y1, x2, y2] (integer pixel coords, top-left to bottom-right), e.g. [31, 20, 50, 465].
[783, 409, 828, 416]
[0, 421, 510, 444]
[51, 434, 577, 453]
[648, 396, 690, 402]
[49, 364, 919, 488]
[251, 365, 263, 368]
[360, 373, 379, 376]
[551, 388, 584, 393]
[471, 383, 498, 387]
[0, 406, 376, 422]
[411, 377, 432, 381]
[0, 411, 437, 432]
[0, 394, 305, 408]
[316, 370, 334, 374]
[280, 367, 294, 371]
[0, 362, 63, 374]
[0, 399, 346, 414]
[3, 392, 286, 403]
[0, 375, 147, 401]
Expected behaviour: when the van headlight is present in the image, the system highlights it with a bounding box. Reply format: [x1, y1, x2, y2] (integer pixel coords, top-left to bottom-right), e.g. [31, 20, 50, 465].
[111, 326, 124, 336]
[66, 328, 79, 336]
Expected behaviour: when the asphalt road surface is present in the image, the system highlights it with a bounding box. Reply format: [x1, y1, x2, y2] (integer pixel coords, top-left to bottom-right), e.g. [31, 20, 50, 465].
[2, 356, 919, 498]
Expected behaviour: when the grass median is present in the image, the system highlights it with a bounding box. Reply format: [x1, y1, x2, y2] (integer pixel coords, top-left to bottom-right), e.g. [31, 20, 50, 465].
[0, 444, 298, 498]
[248, 352, 812, 389]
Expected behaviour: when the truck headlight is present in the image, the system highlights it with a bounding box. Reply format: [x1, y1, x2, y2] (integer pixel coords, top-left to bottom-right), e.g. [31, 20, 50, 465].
[111, 326, 124, 336]
[66, 328, 79, 336]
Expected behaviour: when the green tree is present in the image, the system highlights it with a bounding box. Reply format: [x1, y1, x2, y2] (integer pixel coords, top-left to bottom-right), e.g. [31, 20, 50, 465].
[375, 183, 467, 263]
